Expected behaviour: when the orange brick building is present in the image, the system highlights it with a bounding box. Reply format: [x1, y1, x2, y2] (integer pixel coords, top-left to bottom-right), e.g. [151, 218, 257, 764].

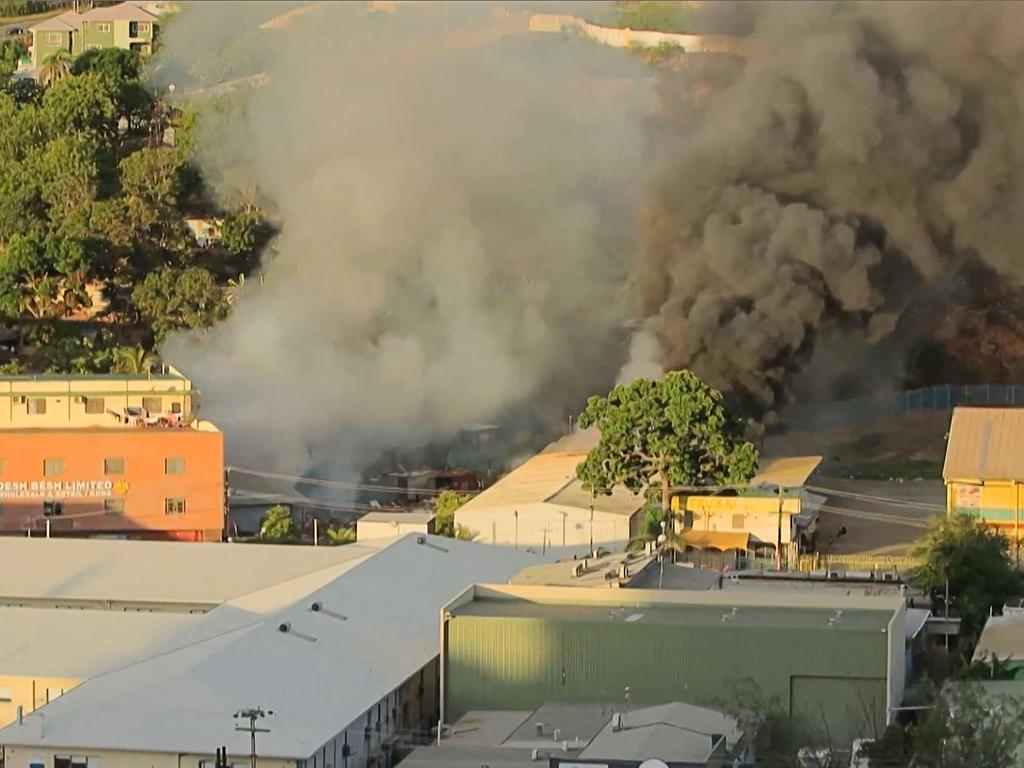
[0, 369, 224, 541]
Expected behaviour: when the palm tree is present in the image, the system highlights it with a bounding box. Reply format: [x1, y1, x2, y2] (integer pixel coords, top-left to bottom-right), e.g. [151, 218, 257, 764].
[627, 504, 686, 557]
[111, 344, 158, 375]
[38, 49, 72, 88]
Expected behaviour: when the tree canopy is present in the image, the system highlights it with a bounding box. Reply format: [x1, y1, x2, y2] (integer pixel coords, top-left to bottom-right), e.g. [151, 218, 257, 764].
[576, 371, 758, 511]
[913, 514, 1024, 641]
[432, 489, 474, 539]
[0, 48, 270, 375]
[259, 505, 296, 541]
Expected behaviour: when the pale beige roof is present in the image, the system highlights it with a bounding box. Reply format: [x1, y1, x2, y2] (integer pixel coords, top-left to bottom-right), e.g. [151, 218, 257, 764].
[456, 431, 642, 518]
[750, 455, 822, 488]
[943, 407, 1024, 481]
[80, 2, 157, 22]
[359, 511, 436, 524]
[973, 614, 1024, 662]
[30, 11, 83, 32]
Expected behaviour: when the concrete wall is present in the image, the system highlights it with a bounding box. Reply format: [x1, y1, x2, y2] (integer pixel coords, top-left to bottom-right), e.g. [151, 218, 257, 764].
[457, 502, 633, 548]
[0, 429, 224, 540]
[528, 13, 738, 54]
[1, 747, 294, 768]
[30, 30, 72, 69]
[0, 375, 193, 429]
[684, 495, 802, 546]
[947, 480, 1024, 541]
[356, 520, 434, 541]
[0, 676, 79, 729]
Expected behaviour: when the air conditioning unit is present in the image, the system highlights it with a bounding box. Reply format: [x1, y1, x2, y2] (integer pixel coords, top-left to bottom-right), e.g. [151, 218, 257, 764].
[827, 571, 842, 580]
[881, 572, 898, 582]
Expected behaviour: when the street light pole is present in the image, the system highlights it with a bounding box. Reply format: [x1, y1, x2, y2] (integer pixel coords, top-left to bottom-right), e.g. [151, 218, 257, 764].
[234, 707, 273, 768]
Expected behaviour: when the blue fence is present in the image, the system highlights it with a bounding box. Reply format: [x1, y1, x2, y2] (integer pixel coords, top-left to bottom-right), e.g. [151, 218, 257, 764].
[786, 384, 1024, 428]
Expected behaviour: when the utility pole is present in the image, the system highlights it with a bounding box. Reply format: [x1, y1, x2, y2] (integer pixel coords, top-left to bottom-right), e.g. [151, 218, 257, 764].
[234, 707, 273, 768]
[589, 490, 595, 555]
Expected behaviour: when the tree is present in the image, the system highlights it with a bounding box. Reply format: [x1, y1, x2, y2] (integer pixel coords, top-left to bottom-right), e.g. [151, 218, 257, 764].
[576, 371, 758, 512]
[259, 505, 296, 541]
[0, 39, 26, 79]
[627, 503, 686, 554]
[71, 47, 141, 82]
[909, 682, 1024, 768]
[220, 206, 266, 258]
[131, 266, 230, 340]
[433, 489, 474, 539]
[913, 514, 1024, 642]
[111, 344, 157, 375]
[326, 526, 356, 545]
[38, 49, 72, 88]
[42, 72, 117, 137]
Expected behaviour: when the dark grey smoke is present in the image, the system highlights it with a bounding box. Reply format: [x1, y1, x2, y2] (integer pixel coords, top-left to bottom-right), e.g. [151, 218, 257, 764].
[633, 1, 1024, 416]
[158, 2, 652, 473]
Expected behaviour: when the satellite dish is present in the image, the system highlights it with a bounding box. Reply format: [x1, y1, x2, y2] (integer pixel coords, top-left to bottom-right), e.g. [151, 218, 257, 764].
[639, 761, 669, 768]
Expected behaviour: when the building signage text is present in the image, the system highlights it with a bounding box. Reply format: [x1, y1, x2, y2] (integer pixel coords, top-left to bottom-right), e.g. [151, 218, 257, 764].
[0, 480, 115, 500]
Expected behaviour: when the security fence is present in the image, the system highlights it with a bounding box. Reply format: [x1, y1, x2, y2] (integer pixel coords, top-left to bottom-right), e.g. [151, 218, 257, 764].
[786, 383, 1024, 428]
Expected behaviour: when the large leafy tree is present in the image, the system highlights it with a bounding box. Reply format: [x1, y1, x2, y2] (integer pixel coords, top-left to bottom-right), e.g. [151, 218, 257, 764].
[913, 514, 1024, 641]
[131, 266, 229, 341]
[576, 371, 758, 512]
[42, 72, 117, 138]
[432, 489, 474, 540]
[260, 505, 296, 541]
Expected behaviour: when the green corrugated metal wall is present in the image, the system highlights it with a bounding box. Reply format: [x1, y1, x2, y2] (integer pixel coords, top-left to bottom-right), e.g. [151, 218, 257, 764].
[445, 616, 888, 743]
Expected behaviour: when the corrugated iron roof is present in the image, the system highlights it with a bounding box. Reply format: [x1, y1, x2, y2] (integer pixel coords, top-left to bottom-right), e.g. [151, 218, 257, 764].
[943, 407, 1024, 480]
[973, 614, 1024, 662]
[750, 455, 822, 488]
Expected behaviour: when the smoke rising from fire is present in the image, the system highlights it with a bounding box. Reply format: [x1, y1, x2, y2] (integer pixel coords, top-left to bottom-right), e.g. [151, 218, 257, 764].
[636, 2, 1024, 415]
[158, 3, 650, 472]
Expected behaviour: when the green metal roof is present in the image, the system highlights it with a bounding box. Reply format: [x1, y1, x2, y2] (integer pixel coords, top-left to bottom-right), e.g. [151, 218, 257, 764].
[452, 598, 892, 632]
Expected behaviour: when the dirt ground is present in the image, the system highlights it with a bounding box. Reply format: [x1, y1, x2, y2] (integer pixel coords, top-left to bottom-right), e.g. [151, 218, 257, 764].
[766, 411, 952, 555]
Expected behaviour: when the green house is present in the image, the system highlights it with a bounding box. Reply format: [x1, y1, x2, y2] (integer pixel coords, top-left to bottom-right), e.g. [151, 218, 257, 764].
[29, 2, 160, 69]
[441, 584, 908, 746]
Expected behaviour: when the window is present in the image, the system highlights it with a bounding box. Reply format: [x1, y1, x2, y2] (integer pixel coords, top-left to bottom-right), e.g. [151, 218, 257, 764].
[43, 458, 64, 476]
[43, 501, 63, 517]
[103, 499, 125, 514]
[84, 397, 105, 414]
[165, 497, 185, 515]
[165, 457, 185, 475]
[171, 401, 182, 414]
[27, 398, 46, 415]
[104, 457, 124, 475]
[732, 513, 745, 529]
[85, 43, 101, 50]
[95, 22, 111, 33]
[0, 685, 11, 702]
[142, 396, 162, 414]
[54, 756, 97, 768]
[46, 32, 61, 43]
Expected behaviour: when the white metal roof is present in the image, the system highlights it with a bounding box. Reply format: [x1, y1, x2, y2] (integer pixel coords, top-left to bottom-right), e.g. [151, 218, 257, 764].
[0, 537, 375, 607]
[456, 431, 643, 520]
[973, 614, 1024, 662]
[579, 702, 741, 763]
[0, 535, 541, 759]
[0, 608, 193, 679]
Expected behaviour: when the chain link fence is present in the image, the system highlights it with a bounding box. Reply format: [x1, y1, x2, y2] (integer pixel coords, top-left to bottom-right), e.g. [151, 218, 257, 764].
[786, 384, 1024, 428]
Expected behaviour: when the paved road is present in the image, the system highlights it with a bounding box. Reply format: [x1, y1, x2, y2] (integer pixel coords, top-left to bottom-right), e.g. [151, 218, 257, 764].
[811, 477, 944, 555]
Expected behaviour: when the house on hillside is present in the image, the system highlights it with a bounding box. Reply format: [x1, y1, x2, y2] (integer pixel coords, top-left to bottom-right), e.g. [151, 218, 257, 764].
[29, 2, 160, 69]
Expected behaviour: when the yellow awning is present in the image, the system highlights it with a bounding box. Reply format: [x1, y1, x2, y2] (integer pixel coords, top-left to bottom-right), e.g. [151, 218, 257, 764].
[680, 531, 751, 551]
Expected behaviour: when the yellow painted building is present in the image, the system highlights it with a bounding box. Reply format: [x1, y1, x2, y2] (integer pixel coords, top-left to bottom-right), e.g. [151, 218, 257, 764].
[0, 367, 195, 429]
[677, 456, 822, 563]
[943, 407, 1024, 552]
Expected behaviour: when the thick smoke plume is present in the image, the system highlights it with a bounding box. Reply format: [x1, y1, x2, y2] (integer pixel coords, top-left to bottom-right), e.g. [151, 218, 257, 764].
[158, 3, 650, 472]
[637, 2, 1024, 416]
